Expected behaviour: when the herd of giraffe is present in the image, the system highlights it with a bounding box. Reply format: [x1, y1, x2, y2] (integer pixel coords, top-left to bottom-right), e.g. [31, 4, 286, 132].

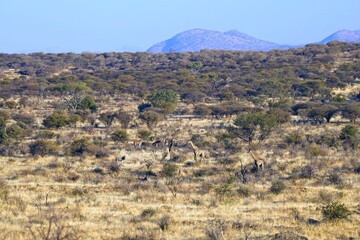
[116, 137, 265, 172]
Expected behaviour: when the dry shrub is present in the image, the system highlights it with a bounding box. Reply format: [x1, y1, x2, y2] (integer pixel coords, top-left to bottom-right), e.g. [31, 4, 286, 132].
[205, 218, 227, 240]
[156, 214, 171, 231]
[27, 205, 84, 240]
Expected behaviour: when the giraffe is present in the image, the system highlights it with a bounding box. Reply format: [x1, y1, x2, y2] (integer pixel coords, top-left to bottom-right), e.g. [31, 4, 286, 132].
[162, 138, 175, 161]
[188, 141, 206, 162]
[249, 150, 264, 171]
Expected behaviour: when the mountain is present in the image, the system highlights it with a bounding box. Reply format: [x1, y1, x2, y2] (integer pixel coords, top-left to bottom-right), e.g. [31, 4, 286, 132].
[147, 28, 285, 53]
[320, 29, 360, 44]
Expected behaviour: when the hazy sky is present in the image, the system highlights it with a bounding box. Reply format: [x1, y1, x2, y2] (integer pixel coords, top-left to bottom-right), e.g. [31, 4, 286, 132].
[0, 0, 359, 53]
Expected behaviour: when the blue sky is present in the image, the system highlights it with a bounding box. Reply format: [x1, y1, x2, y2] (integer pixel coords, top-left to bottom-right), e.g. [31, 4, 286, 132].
[0, 0, 359, 53]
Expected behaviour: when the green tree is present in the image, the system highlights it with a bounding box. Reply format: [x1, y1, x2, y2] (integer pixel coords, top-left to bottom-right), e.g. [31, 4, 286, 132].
[57, 82, 90, 110]
[186, 61, 203, 74]
[147, 90, 178, 113]
[228, 111, 281, 148]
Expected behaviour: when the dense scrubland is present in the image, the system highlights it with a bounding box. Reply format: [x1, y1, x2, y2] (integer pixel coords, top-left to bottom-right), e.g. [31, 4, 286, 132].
[0, 41, 359, 239]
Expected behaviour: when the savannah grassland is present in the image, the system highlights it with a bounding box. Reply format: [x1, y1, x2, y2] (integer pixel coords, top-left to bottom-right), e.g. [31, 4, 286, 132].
[0, 96, 359, 240]
[0, 42, 360, 239]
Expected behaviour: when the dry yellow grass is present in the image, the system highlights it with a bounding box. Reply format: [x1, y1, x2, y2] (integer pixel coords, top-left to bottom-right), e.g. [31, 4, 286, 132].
[0, 97, 359, 240]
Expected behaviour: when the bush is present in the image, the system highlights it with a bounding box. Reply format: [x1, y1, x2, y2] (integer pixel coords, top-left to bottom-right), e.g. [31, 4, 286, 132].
[95, 148, 109, 158]
[270, 180, 286, 194]
[12, 113, 35, 126]
[157, 215, 171, 231]
[138, 129, 152, 140]
[0, 110, 10, 121]
[6, 123, 29, 140]
[305, 144, 326, 158]
[322, 202, 351, 221]
[111, 129, 129, 142]
[147, 89, 178, 113]
[5, 100, 17, 109]
[0, 118, 7, 144]
[139, 110, 162, 128]
[162, 163, 178, 177]
[116, 110, 133, 129]
[29, 140, 58, 157]
[193, 105, 212, 116]
[43, 111, 71, 129]
[79, 96, 97, 112]
[285, 131, 304, 145]
[36, 130, 56, 139]
[68, 138, 96, 156]
[237, 185, 251, 197]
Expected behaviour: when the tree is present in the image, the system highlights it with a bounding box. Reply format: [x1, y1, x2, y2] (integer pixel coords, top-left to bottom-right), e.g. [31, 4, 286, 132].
[228, 111, 281, 148]
[57, 83, 90, 110]
[147, 90, 178, 113]
[98, 112, 116, 128]
[43, 111, 71, 129]
[307, 104, 338, 123]
[186, 61, 203, 74]
[115, 110, 133, 129]
[139, 110, 162, 129]
[341, 103, 360, 123]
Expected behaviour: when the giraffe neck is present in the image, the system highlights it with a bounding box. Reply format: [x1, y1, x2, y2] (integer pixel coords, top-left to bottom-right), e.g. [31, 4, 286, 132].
[250, 150, 259, 161]
[189, 141, 198, 151]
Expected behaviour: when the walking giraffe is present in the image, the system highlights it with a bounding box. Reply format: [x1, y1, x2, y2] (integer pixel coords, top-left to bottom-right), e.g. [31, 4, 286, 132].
[188, 141, 206, 162]
[249, 150, 264, 171]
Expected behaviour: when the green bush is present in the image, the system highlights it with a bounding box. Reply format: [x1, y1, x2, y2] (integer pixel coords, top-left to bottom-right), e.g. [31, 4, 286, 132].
[139, 110, 162, 128]
[68, 138, 96, 156]
[43, 111, 71, 129]
[0, 118, 7, 144]
[29, 140, 58, 157]
[137, 129, 152, 140]
[111, 129, 129, 142]
[79, 96, 97, 112]
[322, 202, 351, 221]
[270, 180, 286, 194]
[162, 163, 178, 177]
[147, 89, 178, 113]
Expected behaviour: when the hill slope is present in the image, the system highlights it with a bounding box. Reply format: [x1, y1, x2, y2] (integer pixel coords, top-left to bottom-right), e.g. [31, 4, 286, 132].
[320, 29, 360, 44]
[147, 28, 284, 53]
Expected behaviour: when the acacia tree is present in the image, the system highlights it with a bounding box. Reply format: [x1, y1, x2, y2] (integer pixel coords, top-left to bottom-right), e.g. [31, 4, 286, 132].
[341, 103, 360, 123]
[227, 111, 284, 149]
[57, 83, 90, 110]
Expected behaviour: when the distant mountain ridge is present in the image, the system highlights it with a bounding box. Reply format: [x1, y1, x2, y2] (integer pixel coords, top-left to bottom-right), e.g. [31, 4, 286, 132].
[147, 28, 360, 53]
[320, 29, 360, 44]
